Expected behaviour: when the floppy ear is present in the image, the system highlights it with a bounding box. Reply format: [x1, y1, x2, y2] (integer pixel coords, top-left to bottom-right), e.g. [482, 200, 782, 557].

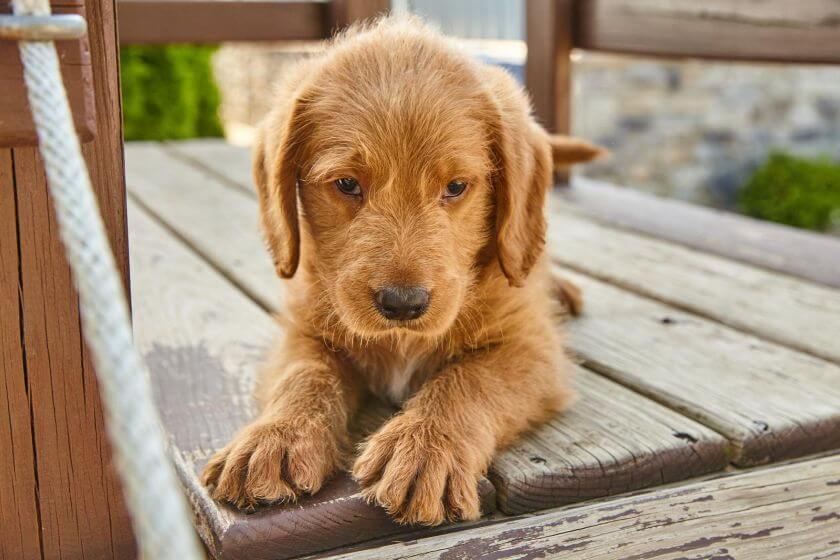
[253, 100, 309, 279]
[487, 93, 554, 287]
[547, 134, 608, 169]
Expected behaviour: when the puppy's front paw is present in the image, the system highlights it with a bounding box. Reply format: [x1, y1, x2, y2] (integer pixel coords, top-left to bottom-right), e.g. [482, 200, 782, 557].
[202, 416, 343, 509]
[352, 414, 482, 526]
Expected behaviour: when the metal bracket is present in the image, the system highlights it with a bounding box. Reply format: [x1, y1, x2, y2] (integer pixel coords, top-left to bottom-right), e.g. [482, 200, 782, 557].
[0, 14, 87, 41]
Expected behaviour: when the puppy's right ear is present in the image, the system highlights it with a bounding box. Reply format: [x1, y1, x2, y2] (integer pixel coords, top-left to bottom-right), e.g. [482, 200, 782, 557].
[253, 99, 309, 279]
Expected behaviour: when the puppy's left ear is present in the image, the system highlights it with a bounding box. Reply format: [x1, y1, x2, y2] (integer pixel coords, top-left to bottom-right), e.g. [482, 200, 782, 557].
[485, 74, 606, 287]
[486, 86, 553, 287]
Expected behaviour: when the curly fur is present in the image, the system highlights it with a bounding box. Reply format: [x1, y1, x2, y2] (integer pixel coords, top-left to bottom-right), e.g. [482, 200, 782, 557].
[202, 15, 604, 525]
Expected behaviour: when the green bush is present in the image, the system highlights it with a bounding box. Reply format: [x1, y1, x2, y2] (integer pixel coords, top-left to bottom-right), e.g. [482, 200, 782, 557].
[738, 152, 840, 232]
[120, 45, 224, 141]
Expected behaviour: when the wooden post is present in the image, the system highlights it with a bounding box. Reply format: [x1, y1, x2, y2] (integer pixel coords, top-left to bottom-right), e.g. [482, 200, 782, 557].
[329, 0, 390, 32]
[526, 0, 574, 183]
[0, 0, 136, 557]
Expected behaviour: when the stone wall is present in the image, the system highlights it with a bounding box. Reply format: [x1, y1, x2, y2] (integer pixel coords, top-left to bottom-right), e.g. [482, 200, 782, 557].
[213, 43, 840, 209]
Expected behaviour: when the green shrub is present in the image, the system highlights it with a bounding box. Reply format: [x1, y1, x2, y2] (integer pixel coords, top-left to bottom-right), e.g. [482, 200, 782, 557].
[120, 45, 224, 141]
[738, 152, 840, 232]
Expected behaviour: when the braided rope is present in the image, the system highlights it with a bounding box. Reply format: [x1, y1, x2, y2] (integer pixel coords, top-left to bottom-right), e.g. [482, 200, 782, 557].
[12, 0, 204, 557]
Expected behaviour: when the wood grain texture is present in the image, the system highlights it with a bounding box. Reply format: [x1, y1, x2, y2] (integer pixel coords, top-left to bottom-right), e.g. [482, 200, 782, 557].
[128, 201, 495, 560]
[564, 177, 840, 289]
[12, 148, 128, 559]
[1, 1, 135, 556]
[126, 142, 281, 310]
[0, 149, 42, 560]
[117, 0, 329, 44]
[320, 454, 840, 560]
[0, 2, 95, 146]
[126, 142, 731, 517]
[491, 368, 726, 514]
[561, 266, 840, 467]
[574, 0, 840, 64]
[548, 202, 840, 364]
[166, 139, 254, 197]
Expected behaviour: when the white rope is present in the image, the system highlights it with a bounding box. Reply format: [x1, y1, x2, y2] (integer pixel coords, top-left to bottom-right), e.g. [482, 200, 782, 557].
[12, 0, 204, 557]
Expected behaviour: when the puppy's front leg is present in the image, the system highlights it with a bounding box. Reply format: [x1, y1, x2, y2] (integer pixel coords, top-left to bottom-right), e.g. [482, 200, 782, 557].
[202, 334, 363, 509]
[353, 341, 571, 525]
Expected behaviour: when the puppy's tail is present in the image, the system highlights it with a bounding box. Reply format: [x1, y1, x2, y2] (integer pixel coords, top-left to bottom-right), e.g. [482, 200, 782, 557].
[548, 135, 609, 170]
[551, 274, 584, 317]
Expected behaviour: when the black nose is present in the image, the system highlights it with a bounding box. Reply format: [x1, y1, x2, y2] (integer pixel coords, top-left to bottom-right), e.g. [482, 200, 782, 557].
[374, 286, 430, 321]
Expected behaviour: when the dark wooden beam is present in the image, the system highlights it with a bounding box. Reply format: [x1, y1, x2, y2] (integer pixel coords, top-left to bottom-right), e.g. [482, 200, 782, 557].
[117, 0, 329, 44]
[575, 0, 840, 65]
[328, 0, 389, 32]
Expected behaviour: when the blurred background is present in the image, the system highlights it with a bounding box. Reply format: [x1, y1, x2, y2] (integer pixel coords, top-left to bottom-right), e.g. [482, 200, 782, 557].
[120, 0, 840, 235]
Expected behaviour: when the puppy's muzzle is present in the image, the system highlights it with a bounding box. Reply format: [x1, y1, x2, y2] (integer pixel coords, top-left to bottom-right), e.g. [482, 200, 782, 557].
[374, 286, 430, 321]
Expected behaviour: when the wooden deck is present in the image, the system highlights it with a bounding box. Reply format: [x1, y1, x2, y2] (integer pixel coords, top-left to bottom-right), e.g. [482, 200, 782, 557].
[125, 140, 840, 559]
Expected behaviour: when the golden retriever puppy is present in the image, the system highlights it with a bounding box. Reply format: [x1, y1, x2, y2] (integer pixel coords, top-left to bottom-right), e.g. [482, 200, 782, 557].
[202, 15, 603, 525]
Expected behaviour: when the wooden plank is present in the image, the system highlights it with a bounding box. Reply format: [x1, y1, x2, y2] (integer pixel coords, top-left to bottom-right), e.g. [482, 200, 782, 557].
[561, 266, 840, 467]
[564, 176, 840, 289]
[13, 148, 130, 559]
[126, 142, 281, 311]
[2, 0, 135, 556]
[548, 203, 840, 364]
[491, 369, 726, 515]
[126, 142, 730, 517]
[574, 0, 840, 64]
[77, 0, 137, 551]
[0, 149, 42, 560]
[165, 139, 255, 197]
[127, 201, 495, 559]
[0, 3, 95, 146]
[322, 454, 840, 560]
[117, 0, 329, 44]
[145, 140, 840, 468]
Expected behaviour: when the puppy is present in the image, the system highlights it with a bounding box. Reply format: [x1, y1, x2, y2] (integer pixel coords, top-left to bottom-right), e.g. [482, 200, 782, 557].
[202, 16, 603, 525]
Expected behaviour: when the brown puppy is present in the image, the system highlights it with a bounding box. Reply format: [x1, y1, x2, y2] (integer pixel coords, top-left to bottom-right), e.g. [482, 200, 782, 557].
[202, 16, 603, 525]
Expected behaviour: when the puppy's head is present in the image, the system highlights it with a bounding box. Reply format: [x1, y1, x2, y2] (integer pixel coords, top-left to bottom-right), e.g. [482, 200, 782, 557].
[254, 17, 602, 340]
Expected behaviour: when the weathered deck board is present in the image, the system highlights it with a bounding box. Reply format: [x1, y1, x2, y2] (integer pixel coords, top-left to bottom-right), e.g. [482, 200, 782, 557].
[127, 142, 281, 310]
[126, 142, 731, 516]
[563, 264, 840, 465]
[319, 454, 840, 560]
[563, 176, 840, 289]
[166, 139, 254, 196]
[547, 202, 840, 364]
[126, 141, 840, 470]
[127, 201, 496, 560]
[491, 369, 726, 514]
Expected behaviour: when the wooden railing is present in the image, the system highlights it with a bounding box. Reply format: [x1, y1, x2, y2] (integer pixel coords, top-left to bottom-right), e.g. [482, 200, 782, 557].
[527, 0, 840, 135]
[117, 0, 389, 43]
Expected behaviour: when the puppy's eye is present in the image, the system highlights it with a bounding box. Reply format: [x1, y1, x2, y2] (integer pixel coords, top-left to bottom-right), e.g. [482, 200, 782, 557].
[444, 180, 468, 199]
[335, 177, 362, 197]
